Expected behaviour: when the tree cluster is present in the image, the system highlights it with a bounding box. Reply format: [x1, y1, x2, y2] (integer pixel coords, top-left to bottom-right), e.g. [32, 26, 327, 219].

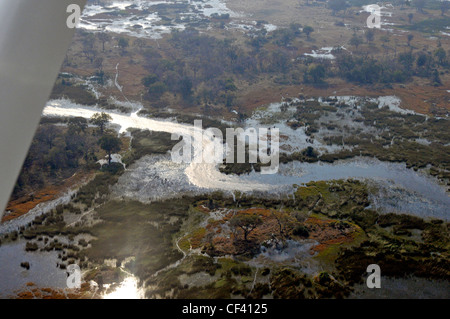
[335, 48, 447, 85]
[141, 29, 298, 108]
[12, 113, 121, 199]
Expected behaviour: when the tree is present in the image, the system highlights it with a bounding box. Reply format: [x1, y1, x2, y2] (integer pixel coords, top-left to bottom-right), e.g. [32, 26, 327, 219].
[97, 32, 110, 52]
[64, 133, 86, 167]
[98, 134, 122, 165]
[304, 64, 326, 84]
[271, 211, 295, 239]
[303, 26, 314, 40]
[302, 146, 318, 158]
[134, 38, 146, 50]
[68, 117, 88, 135]
[293, 224, 309, 237]
[270, 50, 291, 73]
[118, 37, 129, 55]
[407, 34, 414, 46]
[416, 53, 428, 67]
[328, 0, 348, 15]
[221, 77, 237, 93]
[147, 81, 167, 99]
[414, 0, 426, 13]
[441, 1, 448, 16]
[230, 213, 263, 241]
[434, 47, 447, 65]
[273, 28, 295, 47]
[179, 76, 193, 99]
[37, 124, 60, 148]
[248, 34, 268, 51]
[349, 34, 363, 49]
[380, 34, 390, 43]
[93, 57, 105, 85]
[94, 57, 104, 72]
[82, 34, 97, 63]
[431, 69, 442, 86]
[90, 112, 112, 134]
[398, 51, 414, 69]
[289, 23, 303, 36]
[365, 29, 375, 43]
[142, 74, 159, 87]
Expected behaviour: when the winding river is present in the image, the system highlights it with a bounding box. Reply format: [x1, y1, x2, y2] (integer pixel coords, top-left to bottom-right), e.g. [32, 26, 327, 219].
[40, 99, 449, 221]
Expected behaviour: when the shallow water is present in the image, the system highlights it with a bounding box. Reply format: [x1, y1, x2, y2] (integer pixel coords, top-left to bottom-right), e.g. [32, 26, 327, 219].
[79, 0, 240, 39]
[350, 277, 450, 299]
[246, 239, 321, 276]
[0, 239, 67, 298]
[42, 99, 450, 220]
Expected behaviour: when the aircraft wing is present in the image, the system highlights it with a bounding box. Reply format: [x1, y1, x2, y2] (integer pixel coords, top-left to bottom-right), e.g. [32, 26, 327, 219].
[0, 0, 87, 221]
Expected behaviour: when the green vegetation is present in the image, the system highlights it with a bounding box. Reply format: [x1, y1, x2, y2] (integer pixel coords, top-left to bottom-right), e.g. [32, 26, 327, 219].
[98, 134, 122, 165]
[85, 199, 190, 280]
[90, 112, 112, 135]
[328, 0, 348, 15]
[73, 169, 123, 206]
[403, 17, 450, 34]
[335, 50, 446, 85]
[50, 79, 97, 106]
[137, 27, 320, 109]
[336, 230, 450, 285]
[122, 129, 180, 166]
[245, 98, 450, 182]
[11, 109, 129, 201]
[141, 179, 449, 299]
[8, 175, 448, 299]
[229, 213, 263, 242]
[12, 123, 100, 199]
[118, 37, 129, 55]
[303, 64, 326, 84]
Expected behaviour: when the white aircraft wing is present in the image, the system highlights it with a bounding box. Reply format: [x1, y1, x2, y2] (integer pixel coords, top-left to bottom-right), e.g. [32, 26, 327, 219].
[0, 0, 87, 221]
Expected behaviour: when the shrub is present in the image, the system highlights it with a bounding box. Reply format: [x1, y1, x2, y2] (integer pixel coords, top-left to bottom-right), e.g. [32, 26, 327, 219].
[20, 262, 30, 270]
[293, 225, 309, 238]
[25, 242, 39, 252]
[230, 264, 252, 276]
[78, 239, 89, 247]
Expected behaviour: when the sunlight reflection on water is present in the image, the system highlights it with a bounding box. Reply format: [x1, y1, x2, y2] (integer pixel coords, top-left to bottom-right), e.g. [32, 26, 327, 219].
[103, 276, 144, 299]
